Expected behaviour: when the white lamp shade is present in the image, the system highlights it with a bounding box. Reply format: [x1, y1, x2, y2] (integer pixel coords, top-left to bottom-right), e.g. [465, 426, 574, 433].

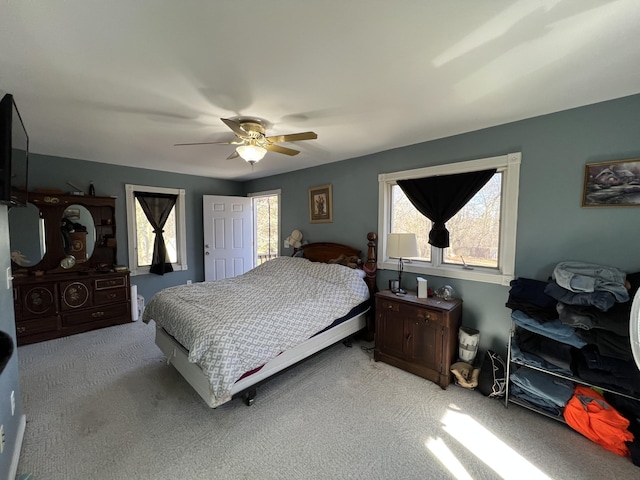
[387, 233, 418, 259]
[236, 144, 267, 163]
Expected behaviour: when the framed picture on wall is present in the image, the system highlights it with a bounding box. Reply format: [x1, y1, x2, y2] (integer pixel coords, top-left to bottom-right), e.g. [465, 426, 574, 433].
[582, 158, 640, 207]
[309, 184, 333, 223]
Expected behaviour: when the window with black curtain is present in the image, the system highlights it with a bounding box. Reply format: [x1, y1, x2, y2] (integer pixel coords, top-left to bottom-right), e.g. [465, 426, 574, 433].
[397, 168, 496, 248]
[133, 191, 178, 275]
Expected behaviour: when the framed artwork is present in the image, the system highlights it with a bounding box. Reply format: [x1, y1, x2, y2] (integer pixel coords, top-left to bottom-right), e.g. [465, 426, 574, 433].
[582, 158, 640, 207]
[309, 184, 333, 223]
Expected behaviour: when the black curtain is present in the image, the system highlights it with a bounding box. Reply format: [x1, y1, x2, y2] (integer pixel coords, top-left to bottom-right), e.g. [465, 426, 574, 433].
[397, 169, 496, 248]
[134, 192, 178, 275]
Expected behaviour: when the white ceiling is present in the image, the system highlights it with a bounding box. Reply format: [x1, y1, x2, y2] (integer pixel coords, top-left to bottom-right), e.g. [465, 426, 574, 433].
[2, 1, 640, 182]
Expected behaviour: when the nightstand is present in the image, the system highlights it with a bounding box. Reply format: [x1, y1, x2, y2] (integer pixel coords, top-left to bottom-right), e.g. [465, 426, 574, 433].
[374, 290, 462, 388]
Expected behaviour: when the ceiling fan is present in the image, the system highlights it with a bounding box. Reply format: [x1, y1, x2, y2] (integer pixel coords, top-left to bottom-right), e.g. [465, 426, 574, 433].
[174, 118, 318, 165]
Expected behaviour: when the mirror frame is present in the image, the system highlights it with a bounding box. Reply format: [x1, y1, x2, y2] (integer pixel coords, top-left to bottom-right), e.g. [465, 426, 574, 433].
[9, 201, 47, 268]
[10, 191, 117, 274]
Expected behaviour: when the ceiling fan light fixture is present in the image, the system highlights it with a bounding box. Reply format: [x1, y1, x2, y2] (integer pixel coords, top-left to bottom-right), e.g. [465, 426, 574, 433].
[236, 144, 267, 163]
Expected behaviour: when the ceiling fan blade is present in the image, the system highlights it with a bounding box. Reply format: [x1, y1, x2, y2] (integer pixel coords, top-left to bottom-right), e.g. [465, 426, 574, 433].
[221, 118, 251, 138]
[174, 140, 242, 146]
[265, 144, 300, 156]
[265, 132, 317, 143]
[226, 150, 240, 160]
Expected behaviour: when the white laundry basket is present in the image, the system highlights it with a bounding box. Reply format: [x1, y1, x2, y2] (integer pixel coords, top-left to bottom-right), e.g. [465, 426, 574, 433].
[458, 326, 480, 364]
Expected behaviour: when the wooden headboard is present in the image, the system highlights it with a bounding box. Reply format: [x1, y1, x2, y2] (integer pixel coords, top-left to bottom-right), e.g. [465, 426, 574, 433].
[297, 242, 361, 263]
[295, 232, 378, 296]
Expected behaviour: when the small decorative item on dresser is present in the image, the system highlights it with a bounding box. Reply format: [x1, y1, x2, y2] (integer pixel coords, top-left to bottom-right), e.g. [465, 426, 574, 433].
[416, 277, 428, 298]
[105, 235, 117, 247]
[89, 181, 96, 196]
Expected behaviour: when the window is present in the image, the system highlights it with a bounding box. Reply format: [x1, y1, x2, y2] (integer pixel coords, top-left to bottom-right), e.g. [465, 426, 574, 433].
[125, 184, 187, 276]
[378, 152, 520, 285]
[249, 190, 280, 265]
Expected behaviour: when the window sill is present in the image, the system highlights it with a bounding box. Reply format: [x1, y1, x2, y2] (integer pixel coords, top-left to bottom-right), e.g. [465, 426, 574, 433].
[130, 263, 187, 276]
[379, 259, 513, 286]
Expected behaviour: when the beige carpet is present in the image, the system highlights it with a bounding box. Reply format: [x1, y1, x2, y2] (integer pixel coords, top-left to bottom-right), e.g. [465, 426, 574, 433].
[16, 321, 639, 479]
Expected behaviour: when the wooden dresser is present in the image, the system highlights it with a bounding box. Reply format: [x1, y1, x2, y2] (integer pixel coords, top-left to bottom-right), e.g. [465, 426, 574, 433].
[13, 270, 131, 345]
[9, 190, 132, 345]
[374, 290, 462, 388]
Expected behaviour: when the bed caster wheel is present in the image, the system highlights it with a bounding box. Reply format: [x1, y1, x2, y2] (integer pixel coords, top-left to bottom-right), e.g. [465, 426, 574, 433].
[244, 388, 257, 406]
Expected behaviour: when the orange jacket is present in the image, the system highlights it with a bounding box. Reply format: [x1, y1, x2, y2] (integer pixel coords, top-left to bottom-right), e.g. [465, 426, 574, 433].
[564, 385, 634, 456]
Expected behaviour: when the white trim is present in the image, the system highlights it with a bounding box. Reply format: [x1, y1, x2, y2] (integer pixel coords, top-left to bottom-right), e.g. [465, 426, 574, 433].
[378, 152, 521, 286]
[247, 188, 281, 197]
[249, 189, 281, 265]
[125, 184, 187, 276]
[8, 414, 26, 480]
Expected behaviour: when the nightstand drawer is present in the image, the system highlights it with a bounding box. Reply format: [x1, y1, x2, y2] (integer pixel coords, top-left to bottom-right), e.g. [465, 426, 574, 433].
[405, 306, 442, 324]
[379, 300, 401, 312]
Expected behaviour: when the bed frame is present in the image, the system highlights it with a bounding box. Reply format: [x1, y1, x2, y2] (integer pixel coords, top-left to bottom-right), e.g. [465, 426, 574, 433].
[154, 232, 378, 408]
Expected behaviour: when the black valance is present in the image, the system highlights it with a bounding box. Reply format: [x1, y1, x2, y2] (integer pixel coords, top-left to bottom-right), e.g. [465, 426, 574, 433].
[397, 168, 496, 248]
[134, 192, 178, 275]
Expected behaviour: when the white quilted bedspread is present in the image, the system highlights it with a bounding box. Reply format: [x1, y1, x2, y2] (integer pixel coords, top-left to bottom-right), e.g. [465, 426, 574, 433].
[142, 256, 370, 404]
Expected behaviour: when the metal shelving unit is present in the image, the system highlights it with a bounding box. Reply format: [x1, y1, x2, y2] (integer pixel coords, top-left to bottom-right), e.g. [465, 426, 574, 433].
[504, 323, 640, 421]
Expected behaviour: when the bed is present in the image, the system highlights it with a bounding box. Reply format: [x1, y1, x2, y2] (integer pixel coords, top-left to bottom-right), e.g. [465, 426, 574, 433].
[143, 233, 378, 408]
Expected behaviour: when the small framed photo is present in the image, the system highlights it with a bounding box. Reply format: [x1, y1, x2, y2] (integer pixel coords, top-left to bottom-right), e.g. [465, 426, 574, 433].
[582, 158, 640, 207]
[309, 184, 333, 223]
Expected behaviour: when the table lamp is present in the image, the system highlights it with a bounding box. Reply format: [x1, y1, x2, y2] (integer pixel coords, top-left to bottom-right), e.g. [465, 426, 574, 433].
[386, 233, 418, 294]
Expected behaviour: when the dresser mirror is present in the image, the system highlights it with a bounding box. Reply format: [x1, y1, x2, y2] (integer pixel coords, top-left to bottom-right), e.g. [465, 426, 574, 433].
[9, 202, 47, 267]
[61, 204, 95, 262]
[9, 191, 117, 274]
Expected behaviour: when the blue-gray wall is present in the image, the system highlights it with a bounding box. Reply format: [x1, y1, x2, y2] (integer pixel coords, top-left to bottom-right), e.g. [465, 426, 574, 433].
[26, 154, 244, 300]
[2, 94, 640, 474]
[1, 206, 23, 479]
[245, 93, 640, 355]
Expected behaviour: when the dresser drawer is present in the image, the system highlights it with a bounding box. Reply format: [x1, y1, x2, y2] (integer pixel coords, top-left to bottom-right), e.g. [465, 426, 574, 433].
[94, 287, 128, 305]
[62, 303, 130, 327]
[15, 316, 60, 337]
[95, 277, 126, 290]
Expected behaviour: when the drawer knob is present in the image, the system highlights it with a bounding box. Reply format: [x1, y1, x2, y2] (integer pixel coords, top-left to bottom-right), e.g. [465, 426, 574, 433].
[91, 311, 105, 318]
[17, 326, 26, 334]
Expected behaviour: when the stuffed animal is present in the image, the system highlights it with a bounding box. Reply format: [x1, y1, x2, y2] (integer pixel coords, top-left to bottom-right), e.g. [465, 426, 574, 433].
[328, 254, 362, 269]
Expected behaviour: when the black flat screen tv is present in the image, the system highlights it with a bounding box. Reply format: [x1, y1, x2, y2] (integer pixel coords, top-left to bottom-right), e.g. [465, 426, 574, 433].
[0, 93, 29, 206]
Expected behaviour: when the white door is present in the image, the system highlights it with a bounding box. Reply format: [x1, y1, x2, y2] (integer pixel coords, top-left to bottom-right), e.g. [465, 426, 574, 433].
[203, 195, 253, 281]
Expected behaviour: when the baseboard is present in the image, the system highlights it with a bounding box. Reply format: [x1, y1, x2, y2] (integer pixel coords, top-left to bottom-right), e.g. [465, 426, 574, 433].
[9, 414, 26, 480]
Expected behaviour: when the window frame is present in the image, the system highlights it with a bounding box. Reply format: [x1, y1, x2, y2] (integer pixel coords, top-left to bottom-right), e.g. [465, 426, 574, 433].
[378, 152, 521, 286]
[125, 184, 187, 276]
[247, 189, 281, 265]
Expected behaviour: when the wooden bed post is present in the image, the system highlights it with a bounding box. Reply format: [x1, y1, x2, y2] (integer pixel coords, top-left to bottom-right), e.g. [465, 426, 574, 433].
[363, 232, 377, 295]
[363, 232, 378, 341]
